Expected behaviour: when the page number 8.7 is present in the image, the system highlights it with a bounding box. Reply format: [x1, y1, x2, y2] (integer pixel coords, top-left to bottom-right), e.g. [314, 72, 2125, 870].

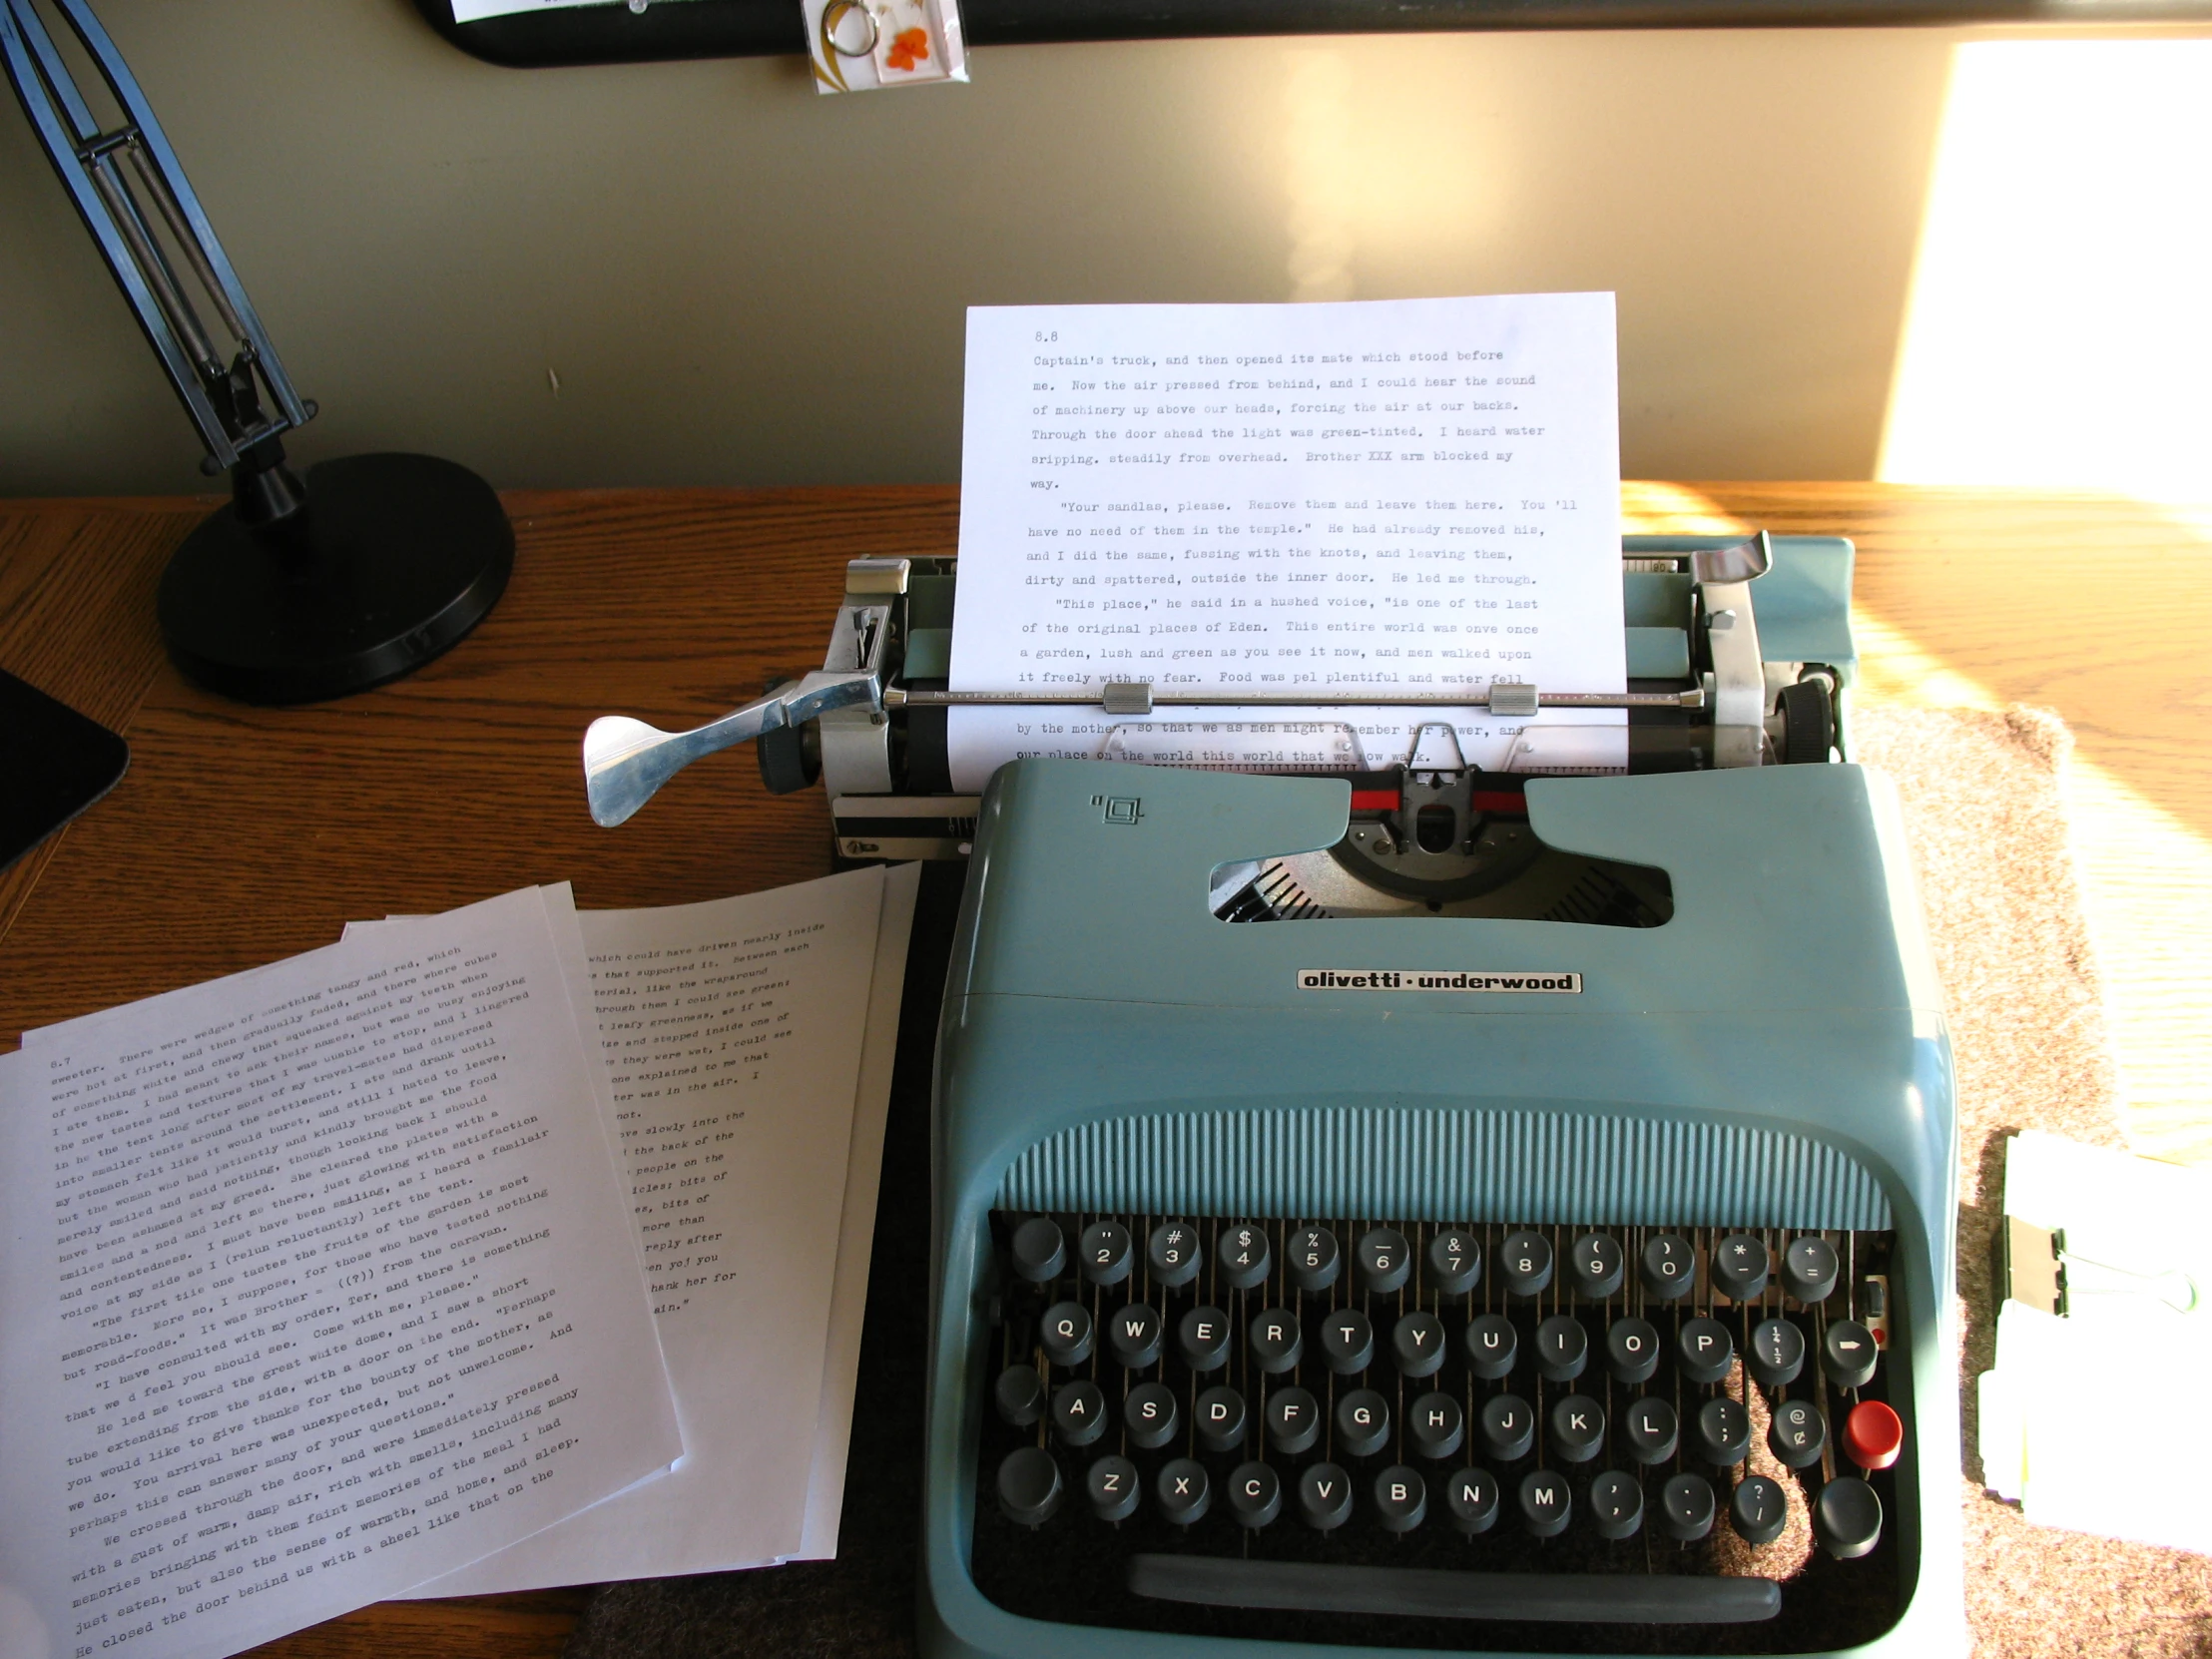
[1034, 329, 1058, 342]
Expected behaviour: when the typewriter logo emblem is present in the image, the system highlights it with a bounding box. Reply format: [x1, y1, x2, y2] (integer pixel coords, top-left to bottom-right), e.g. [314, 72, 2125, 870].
[1092, 795, 1143, 827]
[1298, 968, 1583, 994]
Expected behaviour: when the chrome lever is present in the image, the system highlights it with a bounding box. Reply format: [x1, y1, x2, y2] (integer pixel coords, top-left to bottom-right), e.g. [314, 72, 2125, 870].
[584, 600, 894, 827]
[583, 670, 883, 828]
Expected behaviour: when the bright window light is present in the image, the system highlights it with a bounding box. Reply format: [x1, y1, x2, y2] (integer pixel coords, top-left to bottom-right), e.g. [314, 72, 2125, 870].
[1878, 39, 2212, 499]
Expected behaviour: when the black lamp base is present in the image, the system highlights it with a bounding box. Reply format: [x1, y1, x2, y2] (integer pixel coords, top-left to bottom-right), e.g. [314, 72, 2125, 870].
[158, 452, 513, 706]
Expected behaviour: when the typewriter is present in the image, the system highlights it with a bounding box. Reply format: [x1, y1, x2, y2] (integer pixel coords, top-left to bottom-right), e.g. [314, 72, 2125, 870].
[582, 533, 1961, 1658]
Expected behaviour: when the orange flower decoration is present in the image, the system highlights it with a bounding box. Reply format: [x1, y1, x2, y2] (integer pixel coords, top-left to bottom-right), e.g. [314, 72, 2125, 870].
[885, 26, 929, 71]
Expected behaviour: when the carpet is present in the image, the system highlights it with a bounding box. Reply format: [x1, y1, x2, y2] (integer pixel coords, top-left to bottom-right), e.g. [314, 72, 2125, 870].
[1852, 706, 2212, 1658]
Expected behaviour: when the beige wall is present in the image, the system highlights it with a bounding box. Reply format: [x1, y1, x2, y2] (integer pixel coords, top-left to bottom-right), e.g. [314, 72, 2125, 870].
[0, 2, 2056, 494]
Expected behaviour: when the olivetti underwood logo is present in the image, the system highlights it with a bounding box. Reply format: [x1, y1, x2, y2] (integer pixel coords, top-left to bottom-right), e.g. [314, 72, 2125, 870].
[1298, 968, 1583, 994]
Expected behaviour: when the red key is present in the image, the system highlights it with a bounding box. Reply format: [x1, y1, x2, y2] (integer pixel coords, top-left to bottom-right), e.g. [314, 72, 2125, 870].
[1844, 1399, 1904, 1471]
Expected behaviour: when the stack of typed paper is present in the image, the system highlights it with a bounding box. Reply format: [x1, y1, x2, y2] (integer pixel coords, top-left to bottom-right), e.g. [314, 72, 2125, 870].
[0, 865, 917, 1659]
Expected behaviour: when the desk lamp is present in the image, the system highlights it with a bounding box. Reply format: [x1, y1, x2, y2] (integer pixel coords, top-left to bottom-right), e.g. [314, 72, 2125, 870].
[2, 0, 511, 704]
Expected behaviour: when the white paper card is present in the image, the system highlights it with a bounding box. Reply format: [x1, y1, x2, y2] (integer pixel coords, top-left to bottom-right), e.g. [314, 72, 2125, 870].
[946, 295, 1625, 789]
[1980, 1131, 2212, 1554]
[794, 859, 918, 1559]
[0, 889, 680, 1659]
[449, 0, 603, 23]
[422, 866, 890, 1590]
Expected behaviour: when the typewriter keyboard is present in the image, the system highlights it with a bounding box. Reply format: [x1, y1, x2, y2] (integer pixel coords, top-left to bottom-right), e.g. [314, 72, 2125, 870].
[970, 1212, 1908, 1654]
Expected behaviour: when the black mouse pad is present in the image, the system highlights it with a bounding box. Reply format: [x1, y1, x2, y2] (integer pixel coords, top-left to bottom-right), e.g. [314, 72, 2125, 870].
[0, 668, 131, 875]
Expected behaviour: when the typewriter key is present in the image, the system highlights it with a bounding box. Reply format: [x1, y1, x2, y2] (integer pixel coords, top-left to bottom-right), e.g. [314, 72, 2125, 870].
[1768, 1398, 1828, 1468]
[1357, 1227, 1412, 1294]
[1640, 1233, 1696, 1299]
[1391, 1311, 1447, 1378]
[1156, 1457, 1212, 1526]
[1178, 1306, 1232, 1372]
[1783, 1235, 1841, 1304]
[1844, 1399, 1904, 1471]
[1731, 1473, 1788, 1544]
[1010, 1217, 1066, 1285]
[1079, 1220, 1133, 1287]
[1518, 1468, 1572, 1537]
[1038, 1301, 1093, 1369]
[1299, 1462, 1355, 1531]
[1659, 1471, 1718, 1541]
[1267, 1386, 1322, 1454]
[1221, 1223, 1272, 1291]
[1407, 1391, 1464, 1459]
[1426, 1228, 1481, 1296]
[1051, 1381, 1107, 1447]
[1250, 1308, 1304, 1374]
[1569, 1232, 1625, 1301]
[1815, 1474, 1884, 1558]
[1589, 1469, 1643, 1539]
[1227, 1460, 1282, 1528]
[1822, 1320, 1879, 1389]
[1749, 1317, 1807, 1386]
[1693, 1396, 1751, 1465]
[1623, 1395, 1679, 1463]
[994, 1364, 1044, 1427]
[1375, 1465, 1427, 1532]
[1086, 1453, 1140, 1522]
[1498, 1230, 1554, 1297]
[1479, 1393, 1535, 1461]
[1535, 1314, 1589, 1382]
[1126, 1381, 1181, 1449]
[1548, 1394, 1606, 1464]
[1676, 1317, 1735, 1386]
[1320, 1308, 1376, 1375]
[1336, 1387, 1390, 1458]
[996, 1445, 1062, 1527]
[1446, 1466, 1501, 1534]
[1289, 1226, 1342, 1293]
[1107, 1303, 1164, 1370]
[1148, 1221, 1203, 1289]
[1712, 1234, 1771, 1302]
[1465, 1313, 1519, 1380]
[1605, 1317, 1661, 1384]
[1196, 1384, 1249, 1452]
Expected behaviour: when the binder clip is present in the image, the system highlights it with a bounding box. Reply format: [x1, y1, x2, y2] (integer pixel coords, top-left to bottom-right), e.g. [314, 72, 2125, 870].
[804, 0, 967, 93]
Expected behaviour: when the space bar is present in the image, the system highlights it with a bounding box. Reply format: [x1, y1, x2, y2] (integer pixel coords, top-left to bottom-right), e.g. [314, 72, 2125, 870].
[1126, 1555, 1782, 1624]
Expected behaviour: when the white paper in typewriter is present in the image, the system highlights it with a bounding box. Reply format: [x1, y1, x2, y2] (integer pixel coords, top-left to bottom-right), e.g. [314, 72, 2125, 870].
[949, 295, 1627, 790]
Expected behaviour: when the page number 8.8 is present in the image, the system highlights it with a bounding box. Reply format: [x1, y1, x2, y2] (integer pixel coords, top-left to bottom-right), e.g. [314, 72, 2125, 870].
[1035, 329, 1057, 342]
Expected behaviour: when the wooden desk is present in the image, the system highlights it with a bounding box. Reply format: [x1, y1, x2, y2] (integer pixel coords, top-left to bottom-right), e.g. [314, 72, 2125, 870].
[4, 483, 2208, 1659]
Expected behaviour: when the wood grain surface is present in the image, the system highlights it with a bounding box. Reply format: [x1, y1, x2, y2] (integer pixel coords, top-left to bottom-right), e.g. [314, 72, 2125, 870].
[4, 482, 2207, 1659]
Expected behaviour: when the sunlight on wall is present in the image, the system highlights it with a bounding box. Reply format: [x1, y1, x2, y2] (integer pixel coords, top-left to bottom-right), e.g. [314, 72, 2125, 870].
[1878, 40, 2212, 498]
[1283, 49, 1358, 302]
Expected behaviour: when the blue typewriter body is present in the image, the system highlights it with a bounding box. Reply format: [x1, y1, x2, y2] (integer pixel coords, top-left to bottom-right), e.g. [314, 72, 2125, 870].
[920, 748, 1960, 1655]
[577, 524, 1963, 1658]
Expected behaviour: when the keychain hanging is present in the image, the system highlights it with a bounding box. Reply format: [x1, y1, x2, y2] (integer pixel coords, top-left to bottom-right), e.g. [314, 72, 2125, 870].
[804, 0, 967, 94]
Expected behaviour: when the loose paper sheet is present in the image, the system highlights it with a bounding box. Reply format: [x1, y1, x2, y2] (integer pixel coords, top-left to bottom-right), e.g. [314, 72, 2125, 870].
[0, 889, 681, 1659]
[422, 865, 898, 1590]
[794, 860, 918, 1560]
[948, 295, 1625, 789]
[449, 0, 602, 22]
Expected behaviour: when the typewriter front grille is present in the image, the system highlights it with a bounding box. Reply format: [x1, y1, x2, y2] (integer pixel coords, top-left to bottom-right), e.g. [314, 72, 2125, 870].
[972, 1212, 1909, 1655]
